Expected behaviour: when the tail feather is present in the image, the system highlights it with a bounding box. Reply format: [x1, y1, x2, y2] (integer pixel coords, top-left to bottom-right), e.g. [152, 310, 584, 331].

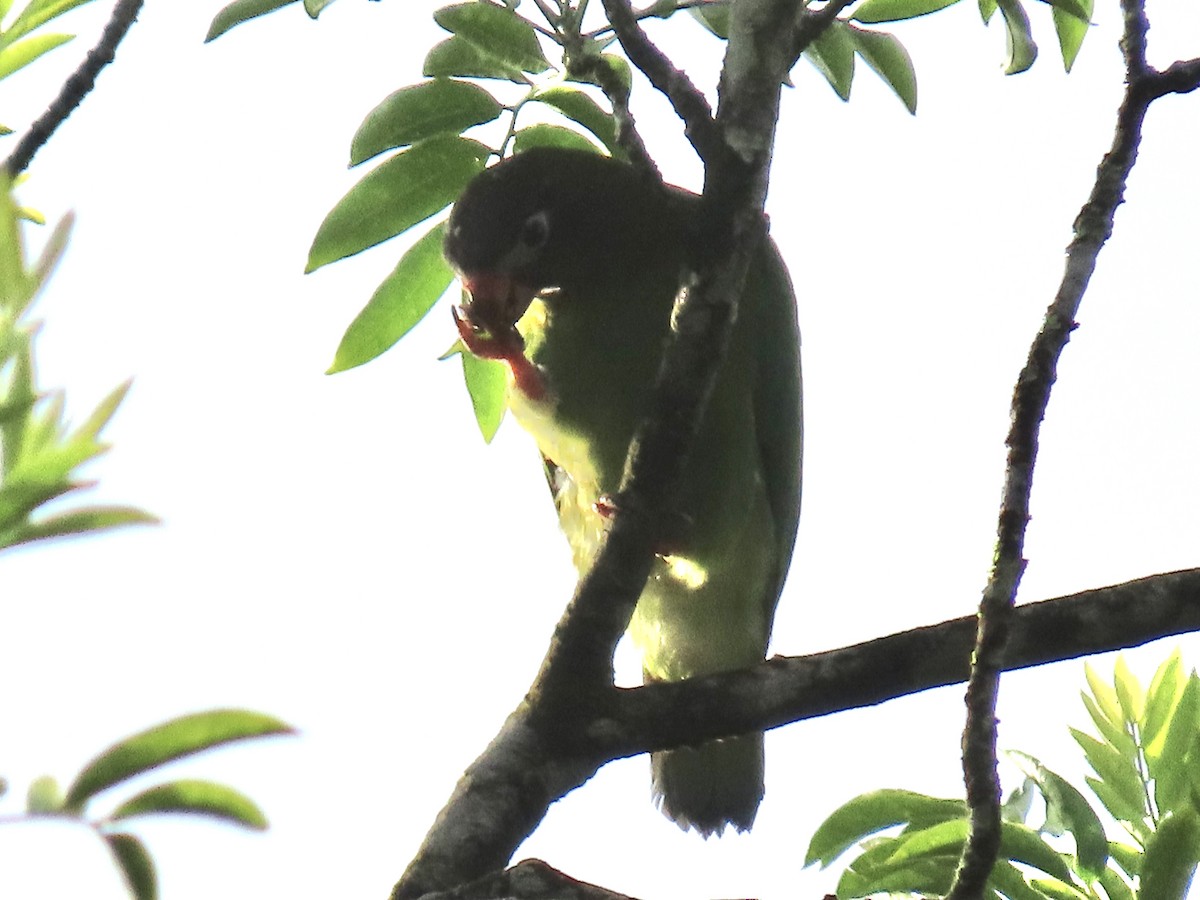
[651, 734, 765, 837]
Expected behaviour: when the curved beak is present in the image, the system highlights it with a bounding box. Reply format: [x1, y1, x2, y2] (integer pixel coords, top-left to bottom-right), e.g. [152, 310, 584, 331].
[452, 272, 538, 360]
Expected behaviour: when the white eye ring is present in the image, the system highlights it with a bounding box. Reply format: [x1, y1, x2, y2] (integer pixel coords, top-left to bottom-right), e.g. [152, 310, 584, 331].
[520, 210, 550, 251]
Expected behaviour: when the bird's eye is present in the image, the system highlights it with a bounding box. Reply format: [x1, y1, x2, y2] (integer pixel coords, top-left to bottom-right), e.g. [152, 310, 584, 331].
[519, 211, 550, 251]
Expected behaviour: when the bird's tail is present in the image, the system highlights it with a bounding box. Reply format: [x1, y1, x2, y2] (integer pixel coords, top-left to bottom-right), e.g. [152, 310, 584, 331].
[651, 733, 764, 837]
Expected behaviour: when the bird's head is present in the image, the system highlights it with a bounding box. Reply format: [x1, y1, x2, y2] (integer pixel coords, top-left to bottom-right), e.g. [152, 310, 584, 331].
[444, 148, 684, 362]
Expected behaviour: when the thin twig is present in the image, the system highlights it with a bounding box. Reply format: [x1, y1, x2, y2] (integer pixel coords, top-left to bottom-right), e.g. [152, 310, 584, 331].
[945, 1, 1194, 894]
[599, 0, 723, 164]
[3, 0, 145, 178]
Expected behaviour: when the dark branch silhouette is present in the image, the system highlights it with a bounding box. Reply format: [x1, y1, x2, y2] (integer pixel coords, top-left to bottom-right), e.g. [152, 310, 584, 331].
[948, 0, 1200, 892]
[3, 0, 145, 178]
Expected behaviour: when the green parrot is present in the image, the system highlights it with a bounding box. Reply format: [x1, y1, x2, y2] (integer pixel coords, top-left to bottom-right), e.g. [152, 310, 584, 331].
[444, 146, 802, 837]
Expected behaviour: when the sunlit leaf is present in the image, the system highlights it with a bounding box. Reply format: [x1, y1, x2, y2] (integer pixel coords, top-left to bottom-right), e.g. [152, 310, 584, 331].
[1081, 693, 1138, 762]
[329, 223, 453, 373]
[433, 2, 549, 75]
[303, 0, 336, 15]
[307, 135, 488, 272]
[852, 0, 961, 23]
[26, 775, 63, 813]
[0, 32, 73, 81]
[1086, 663, 1125, 732]
[1152, 674, 1200, 815]
[1113, 655, 1145, 724]
[0, 0, 95, 49]
[105, 833, 156, 900]
[1071, 729, 1147, 824]
[1052, 0, 1092, 72]
[205, 0, 300, 42]
[1143, 650, 1185, 754]
[441, 339, 506, 442]
[0, 504, 157, 550]
[64, 710, 294, 811]
[350, 80, 502, 167]
[110, 779, 268, 830]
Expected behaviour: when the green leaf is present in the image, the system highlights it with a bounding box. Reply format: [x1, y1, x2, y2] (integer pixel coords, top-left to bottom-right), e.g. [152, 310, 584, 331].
[1152, 674, 1200, 816]
[992, 861, 1070, 900]
[0, 504, 158, 550]
[803, 19, 855, 101]
[303, 0, 336, 15]
[512, 123, 601, 155]
[1026, 876, 1090, 899]
[805, 788, 966, 867]
[0, 32, 73, 81]
[1051, 0, 1092, 72]
[105, 833, 156, 900]
[1109, 841, 1142, 879]
[205, 0, 300, 42]
[1113, 655, 1145, 725]
[1139, 808, 1200, 898]
[110, 779, 268, 830]
[0, 0, 95, 50]
[567, 52, 633, 94]
[1087, 663, 1126, 729]
[979, 0, 998, 21]
[63, 710, 294, 811]
[688, 3, 729, 38]
[886, 819, 1076, 884]
[26, 775, 63, 813]
[532, 87, 621, 157]
[852, 0, 962, 24]
[306, 135, 488, 273]
[350, 80, 502, 167]
[443, 340, 506, 442]
[1036, 0, 1089, 23]
[1098, 865, 1136, 900]
[433, 3, 549, 75]
[994, 0, 1037, 74]
[848, 25, 917, 114]
[1072, 729, 1148, 824]
[1143, 650, 1185, 755]
[328, 223, 453, 373]
[1082, 693, 1139, 763]
[1009, 751, 1108, 878]
[423, 35, 528, 82]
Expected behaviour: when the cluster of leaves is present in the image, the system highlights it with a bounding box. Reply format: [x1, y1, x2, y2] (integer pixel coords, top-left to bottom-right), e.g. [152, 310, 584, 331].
[4, 709, 293, 900]
[204, 0, 1095, 444]
[806, 651, 1200, 898]
[0, 0, 102, 136]
[0, 178, 156, 550]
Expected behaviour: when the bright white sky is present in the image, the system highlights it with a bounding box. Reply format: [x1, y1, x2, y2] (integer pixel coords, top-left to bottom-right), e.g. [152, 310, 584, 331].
[1, 1, 1199, 898]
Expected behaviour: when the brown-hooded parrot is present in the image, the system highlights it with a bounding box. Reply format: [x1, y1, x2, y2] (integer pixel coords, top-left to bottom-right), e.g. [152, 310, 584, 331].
[443, 146, 802, 837]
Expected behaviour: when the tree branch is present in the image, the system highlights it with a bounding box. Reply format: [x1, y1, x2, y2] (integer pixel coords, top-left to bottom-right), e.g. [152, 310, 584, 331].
[2, 0, 145, 178]
[392, 566, 1200, 900]
[947, 1, 1189, 892]
[598, 0, 723, 164]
